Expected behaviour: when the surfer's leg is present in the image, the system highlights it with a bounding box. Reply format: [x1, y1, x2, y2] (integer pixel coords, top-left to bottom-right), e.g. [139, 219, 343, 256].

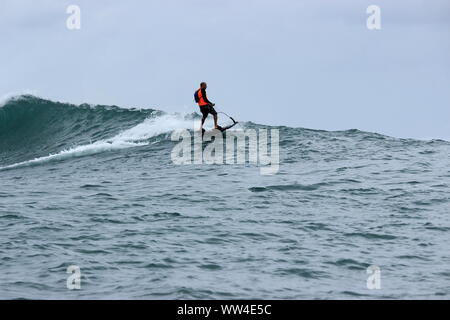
[213, 114, 219, 129]
[209, 106, 219, 129]
[199, 106, 208, 131]
[200, 115, 207, 131]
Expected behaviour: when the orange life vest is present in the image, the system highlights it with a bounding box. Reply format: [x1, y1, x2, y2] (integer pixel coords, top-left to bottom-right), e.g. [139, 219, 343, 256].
[196, 88, 209, 106]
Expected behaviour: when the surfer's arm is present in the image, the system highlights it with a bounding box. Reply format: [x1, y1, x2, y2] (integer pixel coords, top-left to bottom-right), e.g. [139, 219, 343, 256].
[201, 88, 214, 105]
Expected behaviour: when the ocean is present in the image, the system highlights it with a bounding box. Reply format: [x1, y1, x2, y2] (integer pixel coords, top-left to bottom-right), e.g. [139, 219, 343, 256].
[1, 95, 449, 299]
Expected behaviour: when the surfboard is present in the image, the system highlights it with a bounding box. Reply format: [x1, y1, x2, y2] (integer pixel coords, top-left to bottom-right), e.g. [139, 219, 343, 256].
[201, 122, 239, 137]
[218, 122, 239, 132]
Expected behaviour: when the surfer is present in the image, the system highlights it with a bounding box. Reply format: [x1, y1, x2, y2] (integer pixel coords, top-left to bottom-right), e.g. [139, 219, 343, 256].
[194, 82, 220, 131]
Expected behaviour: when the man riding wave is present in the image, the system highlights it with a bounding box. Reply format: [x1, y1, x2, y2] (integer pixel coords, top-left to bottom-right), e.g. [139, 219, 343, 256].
[194, 82, 220, 131]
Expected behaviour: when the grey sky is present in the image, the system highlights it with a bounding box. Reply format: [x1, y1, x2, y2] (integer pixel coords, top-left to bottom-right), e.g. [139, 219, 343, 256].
[1, 0, 449, 140]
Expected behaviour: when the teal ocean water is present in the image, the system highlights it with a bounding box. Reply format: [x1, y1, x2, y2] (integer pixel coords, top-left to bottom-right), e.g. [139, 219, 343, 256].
[1, 95, 449, 299]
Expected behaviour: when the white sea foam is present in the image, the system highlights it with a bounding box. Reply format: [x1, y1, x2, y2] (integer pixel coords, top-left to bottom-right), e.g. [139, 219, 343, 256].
[0, 113, 198, 171]
[0, 90, 38, 107]
[113, 113, 197, 142]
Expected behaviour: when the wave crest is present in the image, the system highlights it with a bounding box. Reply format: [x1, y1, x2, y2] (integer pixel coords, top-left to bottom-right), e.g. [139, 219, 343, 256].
[0, 95, 196, 169]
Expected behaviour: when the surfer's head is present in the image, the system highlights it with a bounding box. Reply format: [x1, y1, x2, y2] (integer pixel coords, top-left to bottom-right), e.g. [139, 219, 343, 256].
[200, 82, 207, 89]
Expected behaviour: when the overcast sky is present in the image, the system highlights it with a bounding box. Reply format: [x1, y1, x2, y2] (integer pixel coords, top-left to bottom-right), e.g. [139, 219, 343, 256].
[1, 0, 449, 140]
